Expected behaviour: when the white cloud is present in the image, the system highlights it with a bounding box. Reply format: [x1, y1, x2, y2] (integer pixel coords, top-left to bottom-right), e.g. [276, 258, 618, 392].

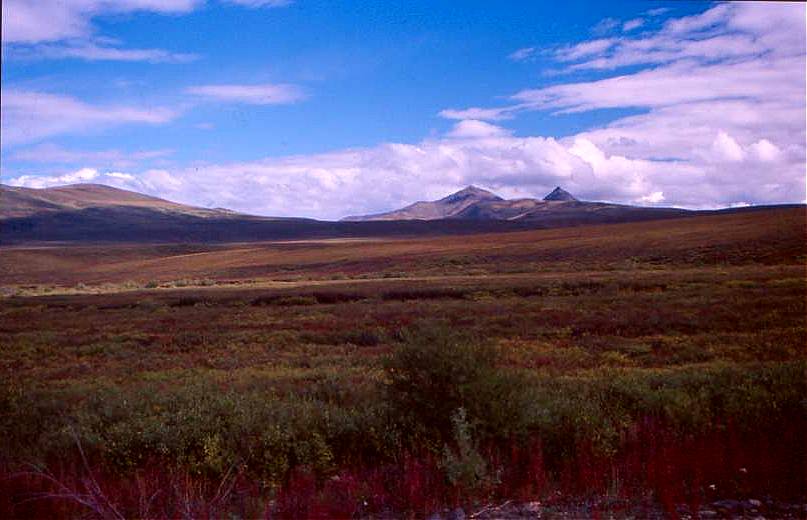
[556, 38, 615, 62]
[2, 0, 205, 63]
[223, 0, 292, 6]
[1, 90, 178, 147]
[446, 120, 510, 139]
[438, 106, 517, 121]
[9, 144, 172, 167]
[9, 167, 102, 189]
[646, 8, 671, 17]
[638, 191, 665, 204]
[8, 114, 802, 219]
[592, 18, 620, 35]
[6, 2, 804, 217]
[1, 0, 199, 44]
[710, 131, 745, 162]
[511, 55, 803, 113]
[558, 3, 804, 72]
[508, 47, 535, 62]
[186, 83, 306, 105]
[622, 19, 644, 32]
[749, 139, 781, 162]
[8, 42, 199, 63]
[0, 127, 732, 219]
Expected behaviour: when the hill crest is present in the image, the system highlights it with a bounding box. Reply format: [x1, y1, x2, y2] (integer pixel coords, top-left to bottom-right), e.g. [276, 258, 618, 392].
[0, 183, 236, 220]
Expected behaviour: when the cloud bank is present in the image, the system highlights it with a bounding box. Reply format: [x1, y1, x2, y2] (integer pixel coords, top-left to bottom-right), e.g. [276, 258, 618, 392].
[6, 2, 806, 219]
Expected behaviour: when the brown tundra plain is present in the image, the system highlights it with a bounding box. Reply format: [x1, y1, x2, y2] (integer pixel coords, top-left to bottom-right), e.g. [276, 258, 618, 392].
[1, 208, 805, 518]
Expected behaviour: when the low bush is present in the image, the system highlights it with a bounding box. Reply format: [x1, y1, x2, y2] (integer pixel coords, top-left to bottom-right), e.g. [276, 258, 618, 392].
[384, 324, 533, 445]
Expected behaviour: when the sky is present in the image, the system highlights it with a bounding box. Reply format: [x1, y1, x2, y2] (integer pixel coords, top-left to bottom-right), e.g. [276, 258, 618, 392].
[1, 1, 805, 219]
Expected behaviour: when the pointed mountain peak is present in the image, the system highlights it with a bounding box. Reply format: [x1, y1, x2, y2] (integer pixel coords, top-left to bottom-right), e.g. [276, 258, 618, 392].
[543, 186, 577, 202]
[441, 185, 503, 203]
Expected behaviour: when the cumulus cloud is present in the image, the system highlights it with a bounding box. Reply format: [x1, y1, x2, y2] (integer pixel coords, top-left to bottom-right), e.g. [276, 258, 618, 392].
[436, 2, 805, 208]
[2, 127, 727, 219]
[9, 167, 104, 188]
[710, 131, 746, 163]
[749, 139, 781, 162]
[186, 83, 306, 105]
[638, 191, 665, 204]
[7, 3, 804, 217]
[1, 90, 178, 147]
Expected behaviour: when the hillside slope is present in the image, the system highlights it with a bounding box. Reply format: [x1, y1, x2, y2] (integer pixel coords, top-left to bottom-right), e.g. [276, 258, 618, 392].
[0, 183, 801, 244]
[0, 183, 251, 220]
[343, 185, 692, 223]
[341, 186, 503, 221]
[1, 206, 803, 287]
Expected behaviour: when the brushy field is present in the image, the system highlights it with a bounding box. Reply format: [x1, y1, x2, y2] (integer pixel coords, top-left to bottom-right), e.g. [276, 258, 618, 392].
[0, 209, 805, 518]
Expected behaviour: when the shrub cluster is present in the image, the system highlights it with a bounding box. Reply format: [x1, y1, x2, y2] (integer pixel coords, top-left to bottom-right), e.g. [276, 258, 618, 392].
[1, 325, 804, 515]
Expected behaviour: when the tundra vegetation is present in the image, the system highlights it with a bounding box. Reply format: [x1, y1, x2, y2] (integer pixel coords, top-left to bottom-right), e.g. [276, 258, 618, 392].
[0, 209, 805, 518]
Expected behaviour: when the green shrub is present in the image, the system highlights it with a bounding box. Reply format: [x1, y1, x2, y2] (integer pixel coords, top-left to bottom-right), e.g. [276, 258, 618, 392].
[384, 324, 531, 443]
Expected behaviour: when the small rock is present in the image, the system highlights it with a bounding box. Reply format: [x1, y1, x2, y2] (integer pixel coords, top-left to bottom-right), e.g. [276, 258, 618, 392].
[699, 510, 718, 518]
[748, 499, 762, 508]
[521, 501, 542, 514]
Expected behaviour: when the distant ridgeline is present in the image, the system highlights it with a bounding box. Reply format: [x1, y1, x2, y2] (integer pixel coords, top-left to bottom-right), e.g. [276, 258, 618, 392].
[1, 183, 799, 244]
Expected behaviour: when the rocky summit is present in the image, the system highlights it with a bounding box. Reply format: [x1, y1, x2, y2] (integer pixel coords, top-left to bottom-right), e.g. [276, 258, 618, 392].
[543, 186, 578, 202]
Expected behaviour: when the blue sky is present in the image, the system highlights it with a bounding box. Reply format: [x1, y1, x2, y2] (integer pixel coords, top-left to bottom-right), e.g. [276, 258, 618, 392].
[2, 1, 805, 218]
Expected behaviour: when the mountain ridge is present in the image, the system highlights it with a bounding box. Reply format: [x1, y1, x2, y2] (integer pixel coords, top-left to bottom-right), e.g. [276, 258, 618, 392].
[1, 182, 800, 245]
[341, 186, 688, 223]
[341, 185, 503, 221]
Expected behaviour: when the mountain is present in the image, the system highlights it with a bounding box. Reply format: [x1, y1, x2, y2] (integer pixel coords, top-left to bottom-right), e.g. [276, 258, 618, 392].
[341, 185, 503, 221]
[343, 186, 690, 223]
[543, 187, 577, 202]
[0, 183, 235, 220]
[0, 183, 540, 244]
[1, 183, 800, 244]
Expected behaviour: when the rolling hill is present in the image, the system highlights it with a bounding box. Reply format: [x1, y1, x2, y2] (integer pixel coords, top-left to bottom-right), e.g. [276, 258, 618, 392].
[0, 183, 801, 244]
[0, 183, 237, 219]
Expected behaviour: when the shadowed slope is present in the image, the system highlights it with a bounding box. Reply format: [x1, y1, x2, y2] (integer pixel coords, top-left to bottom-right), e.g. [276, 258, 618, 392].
[342, 185, 503, 221]
[1, 206, 803, 287]
[0, 183, 801, 244]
